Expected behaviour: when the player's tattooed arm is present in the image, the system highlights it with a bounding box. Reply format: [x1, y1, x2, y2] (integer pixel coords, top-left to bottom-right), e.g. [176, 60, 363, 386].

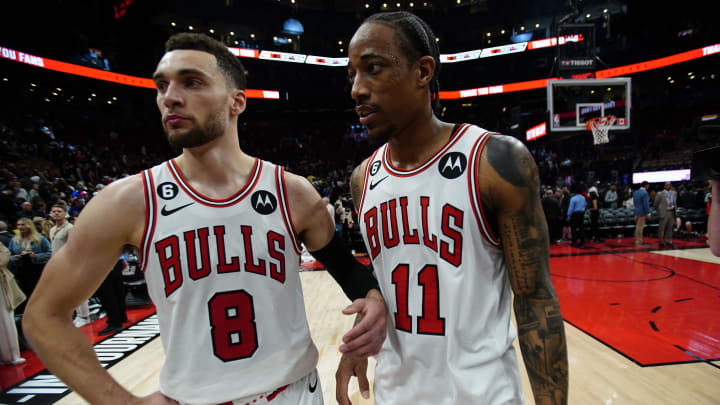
[482, 135, 569, 405]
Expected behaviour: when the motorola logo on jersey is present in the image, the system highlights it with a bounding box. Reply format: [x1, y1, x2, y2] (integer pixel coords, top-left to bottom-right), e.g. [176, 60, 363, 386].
[157, 182, 179, 200]
[438, 152, 467, 179]
[370, 161, 381, 176]
[251, 190, 277, 215]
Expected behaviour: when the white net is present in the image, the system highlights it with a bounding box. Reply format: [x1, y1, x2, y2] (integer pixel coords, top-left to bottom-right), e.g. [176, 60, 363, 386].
[587, 116, 616, 145]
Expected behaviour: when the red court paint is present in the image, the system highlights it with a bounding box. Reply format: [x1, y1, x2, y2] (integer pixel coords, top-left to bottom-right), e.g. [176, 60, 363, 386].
[552, 249, 720, 365]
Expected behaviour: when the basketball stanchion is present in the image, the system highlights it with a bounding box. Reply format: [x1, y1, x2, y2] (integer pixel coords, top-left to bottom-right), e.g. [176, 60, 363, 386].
[586, 115, 616, 145]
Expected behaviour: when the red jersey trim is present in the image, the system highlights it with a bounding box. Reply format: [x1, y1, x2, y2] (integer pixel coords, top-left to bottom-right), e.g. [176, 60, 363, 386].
[468, 132, 502, 247]
[276, 166, 303, 255]
[266, 384, 290, 401]
[167, 158, 261, 207]
[381, 123, 471, 177]
[140, 170, 158, 273]
[357, 148, 381, 217]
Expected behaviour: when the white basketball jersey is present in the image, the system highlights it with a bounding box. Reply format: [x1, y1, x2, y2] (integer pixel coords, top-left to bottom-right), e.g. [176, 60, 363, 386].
[140, 159, 318, 404]
[358, 124, 523, 404]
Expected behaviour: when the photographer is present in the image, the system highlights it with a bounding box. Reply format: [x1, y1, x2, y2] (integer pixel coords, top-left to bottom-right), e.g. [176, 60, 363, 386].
[8, 218, 51, 313]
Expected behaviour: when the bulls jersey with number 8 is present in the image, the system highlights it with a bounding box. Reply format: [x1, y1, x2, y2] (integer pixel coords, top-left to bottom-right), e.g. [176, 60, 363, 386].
[140, 158, 317, 404]
[358, 124, 524, 404]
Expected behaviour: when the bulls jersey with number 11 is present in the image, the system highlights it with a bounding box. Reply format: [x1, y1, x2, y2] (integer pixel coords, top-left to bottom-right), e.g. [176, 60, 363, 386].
[139, 159, 317, 404]
[358, 124, 524, 404]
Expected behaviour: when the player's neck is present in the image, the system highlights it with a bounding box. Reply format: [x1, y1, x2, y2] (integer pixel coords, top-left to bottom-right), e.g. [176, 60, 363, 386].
[387, 115, 454, 170]
[175, 130, 254, 191]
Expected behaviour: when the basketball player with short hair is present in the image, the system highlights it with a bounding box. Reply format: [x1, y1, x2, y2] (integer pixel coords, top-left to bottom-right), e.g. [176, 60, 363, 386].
[23, 33, 387, 405]
[336, 12, 568, 404]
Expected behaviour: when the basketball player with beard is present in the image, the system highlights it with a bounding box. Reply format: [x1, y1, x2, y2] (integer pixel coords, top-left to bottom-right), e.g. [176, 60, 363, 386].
[335, 12, 568, 405]
[23, 33, 386, 405]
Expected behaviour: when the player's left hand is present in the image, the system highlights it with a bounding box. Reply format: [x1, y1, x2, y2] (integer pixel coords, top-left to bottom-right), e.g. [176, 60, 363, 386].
[339, 289, 387, 357]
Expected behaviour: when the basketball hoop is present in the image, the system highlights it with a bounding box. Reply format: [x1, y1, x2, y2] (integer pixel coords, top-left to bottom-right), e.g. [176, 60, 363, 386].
[586, 115, 616, 145]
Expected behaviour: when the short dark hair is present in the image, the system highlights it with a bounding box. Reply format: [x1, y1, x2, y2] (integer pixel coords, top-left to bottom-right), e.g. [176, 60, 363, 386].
[641, 181, 649, 187]
[164, 33, 247, 90]
[51, 201, 66, 211]
[363, 12, 441, 114]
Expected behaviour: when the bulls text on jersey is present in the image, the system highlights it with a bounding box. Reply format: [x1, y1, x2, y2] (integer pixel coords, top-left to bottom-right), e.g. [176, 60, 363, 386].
[154, 224, 287, 297]
[363, 195, 464, 267]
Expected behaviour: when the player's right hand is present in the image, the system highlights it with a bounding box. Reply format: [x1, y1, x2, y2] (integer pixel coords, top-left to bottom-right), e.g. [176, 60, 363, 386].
[131, 391, 177, 405]
[335, 355, 369, 405]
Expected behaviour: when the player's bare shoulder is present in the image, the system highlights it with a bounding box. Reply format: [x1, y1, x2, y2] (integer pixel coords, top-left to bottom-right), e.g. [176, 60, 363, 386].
[478, 134, 540, 211]
[75, 173, 147, 247]
[349, 158, 370, 206]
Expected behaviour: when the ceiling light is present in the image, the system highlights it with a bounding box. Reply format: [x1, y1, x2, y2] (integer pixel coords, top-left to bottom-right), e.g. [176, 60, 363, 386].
[535, 23, 540, 28]
[31, 83, 36, 87]
[107, 100, 112, 104]
[690, 75, 695, 80]
[520, 26, 525, 31]
[112, 96, 118, 100]
[409, 2, 414, 6]
[91, 93, 96, 97]
[171, 22, 176, 27]
[396, 2, 400, 7]
[209, 29, 215, 34]
[88, 97, 92, 101]
[365, 3, 370, 8]
[2, 78, 7, 82]
[486, 32, 491, 37]
[250, 34, 255, 38]
[585, 13, 591, 18]
[456, 0, 461, 3]
[291, 0, 295, 3]
[423, 2, 427, 5]
[435, 37, 439, 42]
[667, 76, 672, 80]
[188, 26, 194, 30]
[288, 38, 293, 43]
[338, 40, 343, 45]
[230, 31, 235, 36]
[340, 48, 344, 52]
[234, 40, 239, 45]
[688, 72, 693, 76]
[607, 88, 611, 91]
[670, 80, 675, 84]
[273, 36, 278, 40]
[603, 8, 608, 13]
[52, 92, 58, 96]
[590, 90, 595, 94]
[501, 29, 505, 34]
[56, 88, 62, 91]
[382, 3, 387, 8]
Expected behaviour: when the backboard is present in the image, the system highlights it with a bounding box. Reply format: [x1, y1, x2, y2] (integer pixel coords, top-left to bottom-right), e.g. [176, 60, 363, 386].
[547, 77, 631, 132]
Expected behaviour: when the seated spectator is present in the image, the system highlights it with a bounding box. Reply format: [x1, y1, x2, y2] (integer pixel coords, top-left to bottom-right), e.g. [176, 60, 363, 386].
[16, 202, 34, 219]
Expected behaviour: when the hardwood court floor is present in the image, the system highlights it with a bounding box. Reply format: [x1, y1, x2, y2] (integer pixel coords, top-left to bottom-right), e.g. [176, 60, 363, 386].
[5, 246, 720, 404]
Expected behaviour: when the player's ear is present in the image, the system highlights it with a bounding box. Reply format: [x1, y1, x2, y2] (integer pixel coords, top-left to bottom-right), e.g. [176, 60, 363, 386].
[416, 55, 435, 88]
[230, 89, 246, 116]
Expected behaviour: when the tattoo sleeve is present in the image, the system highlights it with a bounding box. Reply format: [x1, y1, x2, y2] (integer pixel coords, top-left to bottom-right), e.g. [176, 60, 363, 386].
[486, 136, 569, 405]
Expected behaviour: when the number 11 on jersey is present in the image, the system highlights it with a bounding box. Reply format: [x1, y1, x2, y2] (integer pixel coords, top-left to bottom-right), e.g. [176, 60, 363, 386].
[391, 264, 445, 335]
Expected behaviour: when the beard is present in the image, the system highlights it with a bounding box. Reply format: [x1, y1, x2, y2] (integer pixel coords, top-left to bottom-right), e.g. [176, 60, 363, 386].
[366, 123, 396, 146]
[164, 107, 226, 149]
